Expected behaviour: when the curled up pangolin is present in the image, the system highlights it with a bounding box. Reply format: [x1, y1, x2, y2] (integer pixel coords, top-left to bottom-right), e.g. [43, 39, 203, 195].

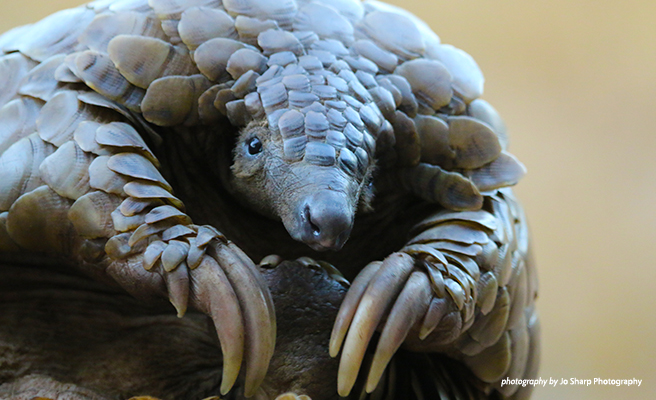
[0, 0, 539, 399]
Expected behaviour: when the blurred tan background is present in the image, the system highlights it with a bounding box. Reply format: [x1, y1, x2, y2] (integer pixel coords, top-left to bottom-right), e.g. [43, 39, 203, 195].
[1, 1, 654, 399]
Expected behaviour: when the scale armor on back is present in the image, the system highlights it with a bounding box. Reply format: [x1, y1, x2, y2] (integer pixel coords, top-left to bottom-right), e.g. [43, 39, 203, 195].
[0, 0, 539, 399]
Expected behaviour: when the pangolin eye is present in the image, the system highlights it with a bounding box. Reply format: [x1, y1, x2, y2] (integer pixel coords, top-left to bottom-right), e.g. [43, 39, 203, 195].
[247, 137, 262, 155]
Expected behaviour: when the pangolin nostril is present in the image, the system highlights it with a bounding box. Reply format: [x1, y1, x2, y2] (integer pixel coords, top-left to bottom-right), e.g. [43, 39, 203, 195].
[305, 205, 321, 236]
[301, 191, 353, 250]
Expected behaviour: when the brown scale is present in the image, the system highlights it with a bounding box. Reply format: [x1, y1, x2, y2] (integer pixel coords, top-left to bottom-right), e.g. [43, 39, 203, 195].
[0, 1, 538, 399]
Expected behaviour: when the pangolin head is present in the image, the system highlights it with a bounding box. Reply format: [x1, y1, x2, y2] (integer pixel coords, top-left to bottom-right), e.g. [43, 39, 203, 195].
[227, 62, 382, 252]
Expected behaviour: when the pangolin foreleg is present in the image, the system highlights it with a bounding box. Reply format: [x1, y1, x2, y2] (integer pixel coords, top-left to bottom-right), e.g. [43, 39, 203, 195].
[0, 85, 275, 396]
[329, 189, 540, 399]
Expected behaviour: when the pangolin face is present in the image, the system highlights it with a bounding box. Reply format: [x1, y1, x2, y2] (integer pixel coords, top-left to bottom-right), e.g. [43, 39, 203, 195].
[230, 117, 375, 252]
[220, 52, 386, 251]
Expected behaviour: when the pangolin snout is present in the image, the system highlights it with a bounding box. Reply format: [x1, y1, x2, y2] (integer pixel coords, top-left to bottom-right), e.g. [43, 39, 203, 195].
[296, 191, 353, 251]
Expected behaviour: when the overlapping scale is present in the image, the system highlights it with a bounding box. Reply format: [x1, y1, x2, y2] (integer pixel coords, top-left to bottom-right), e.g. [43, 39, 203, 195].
[257, 29, 304, 56]
[124, 181, 184, 209]
[226, 48, 268, 79]
[395, 59, 452, 111]
[469, 152, 527, 192]
[319, 0, 364, 23]
[88, 155, 130, 196]
[5, 185, 75, 253]
[389, 110, 419, 167]
[304, 141, 335, 166]
[95, 122, 159, 165]
[293, 2, 354, 45]
[107, 153, 171, 190]
[352, 40, 398, 73]
[362, 0, 440, 50]
[37, 91, 115, 147]
[0, 53, 36, 109]
[0, 98, 43, 155]
[313, 39, 349, 59]
[198, 85, 225, 124]
[355, 11, 425, 61]
[178, 7, 238, 51]
[111, 208, 146, 232]
[194, 38, 248, 81]
[79, 11, 169, 53]
[400, 163, 483, 211]
[75, 51, 145, 112]
[15, 7, 95, 62]
[54, 62, 83, 84]
[283, 135, 308, 162]
[467, 99, 509, 150]
[446, 116, 501, 169]
[225, 99, 250, 126]
[0, 134, 54, 211]
[304, 110, 329, 139]
[74, 122, 111, 156]
[108, 35, 199, 89]
[429, 44, 484, 103]
[39, 141, 93, 200]
[234, 16, 279, 46]
[17, 55, 66, 102]
[149, 0, 224, 42]
[68, 191, 122, 239]
[337, 147, 357, 176]
[141, 74, 212, 126]
[223, 0, 298, 29]
[384, 74, 417, 117]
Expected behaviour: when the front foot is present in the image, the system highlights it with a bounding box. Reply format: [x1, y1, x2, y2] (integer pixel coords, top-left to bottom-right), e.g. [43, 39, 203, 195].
[191, 240, 276, 397]
[329, 251, 466, 396]
[110, 224, 276, 397]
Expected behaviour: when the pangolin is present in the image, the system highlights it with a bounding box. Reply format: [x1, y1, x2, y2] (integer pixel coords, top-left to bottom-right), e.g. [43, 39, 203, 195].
[0, 0, 539, 399]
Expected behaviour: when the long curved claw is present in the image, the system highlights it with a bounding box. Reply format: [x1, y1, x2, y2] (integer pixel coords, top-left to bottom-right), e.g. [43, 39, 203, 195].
[163, 261, 190, 317]
[366, 271, 432, 393]
[190, 255, 245, 395]
[227, 243, 277, 351]
[336, 253, 415, 397]
[329, 261, 381, 357]
[209, 242, 276, 398]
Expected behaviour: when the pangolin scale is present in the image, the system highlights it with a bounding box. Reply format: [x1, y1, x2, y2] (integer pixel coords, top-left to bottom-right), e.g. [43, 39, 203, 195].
[0, 0, 539, 399]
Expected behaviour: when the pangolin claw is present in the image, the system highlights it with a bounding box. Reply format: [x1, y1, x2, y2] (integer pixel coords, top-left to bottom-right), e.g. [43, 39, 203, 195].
[331, 252, 440, 396]
[366, 271, 432, 392]
[190, 255, 245, 395]
[295, 256, 350, 287]
[329, 261, 381, 358]
[334, 253, 416, 396]
[259, 254, 284, 268]
[208, 242, 276, 397]
[130, 223, 274, 396]
[163, 261, 190, 317]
